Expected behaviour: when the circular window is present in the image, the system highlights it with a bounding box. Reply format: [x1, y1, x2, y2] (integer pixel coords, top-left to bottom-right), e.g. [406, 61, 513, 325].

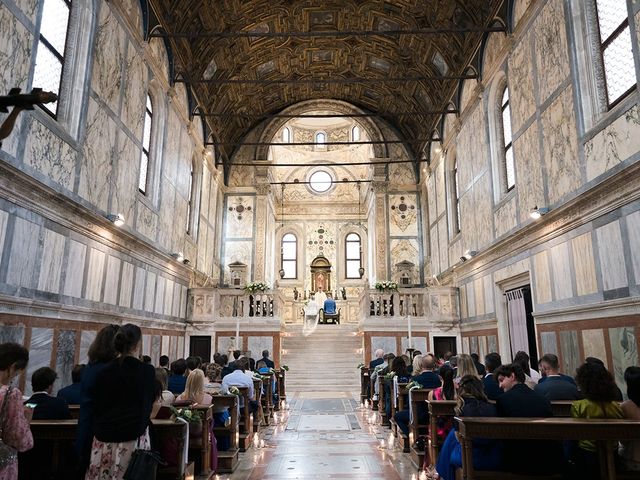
[309, 170, 333, 193]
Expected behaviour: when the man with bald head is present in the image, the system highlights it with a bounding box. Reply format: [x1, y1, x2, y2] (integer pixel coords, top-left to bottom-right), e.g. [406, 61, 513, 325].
[369, 349, 384, 369]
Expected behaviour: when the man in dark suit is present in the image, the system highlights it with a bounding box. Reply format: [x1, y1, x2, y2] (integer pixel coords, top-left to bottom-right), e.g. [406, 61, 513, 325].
[495, 363, 562, 475]
[483, 352, 503, 400]
[535, 354, 582, 400]
[538, 353, 577, 386]
[369, 349, 384, 369]
[57, 363, 85, 405]
[25, 367, 71, 420]
[261, 349, 275, 369]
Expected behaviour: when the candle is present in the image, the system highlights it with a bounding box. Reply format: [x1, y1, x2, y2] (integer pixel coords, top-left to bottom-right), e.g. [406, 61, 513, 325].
[407, 314, 413, 349]
[235, 316, 240, 349]
[388, 433, 394, 450]
[364, 399, 369, 409]
[273, 412, 279, 423]
[253, 434, 260, 449]
[260, 439, 265, 448]
[379, 439, 386, 449]
[410, 474, 418, 480]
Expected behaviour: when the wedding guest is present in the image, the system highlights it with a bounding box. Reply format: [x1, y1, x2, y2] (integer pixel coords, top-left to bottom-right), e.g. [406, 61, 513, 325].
[24, 367, 71, 420]
[620, 366, 640, 472]
[177, 369, 212, 405]
[57, 364, 85, 405]
[0, 343, 33, 479]
[155, 367, 174, 406]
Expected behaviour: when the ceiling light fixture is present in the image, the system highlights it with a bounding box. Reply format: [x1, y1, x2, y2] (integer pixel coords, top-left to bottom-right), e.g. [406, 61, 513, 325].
[530, 206, 549, 220]
[107, 213, 125, 227]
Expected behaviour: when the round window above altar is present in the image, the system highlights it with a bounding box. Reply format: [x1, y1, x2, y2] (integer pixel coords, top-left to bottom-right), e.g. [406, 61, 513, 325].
[309, 170, 333, 193]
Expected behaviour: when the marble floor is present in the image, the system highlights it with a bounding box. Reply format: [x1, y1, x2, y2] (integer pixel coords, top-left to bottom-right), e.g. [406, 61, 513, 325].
[207, 391, 418, 480]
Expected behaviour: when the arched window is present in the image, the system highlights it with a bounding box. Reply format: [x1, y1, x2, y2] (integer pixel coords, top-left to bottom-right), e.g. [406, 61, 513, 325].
[315, 131, 326, 145]
[352, 125, 361, 142]
[501, 87, 515, 191]
[282, 126, 291, 143]
[453, 160, 461, 234]
[139, 95, 153, 194]
[281, 233, 297, 279]
[345, 233, 362, 278]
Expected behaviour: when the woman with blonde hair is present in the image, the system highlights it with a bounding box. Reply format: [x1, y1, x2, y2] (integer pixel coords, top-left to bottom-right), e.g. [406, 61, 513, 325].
[455, 354, 480, 381]
[411, 354, 423, 375]
[177, 369, 212, 405]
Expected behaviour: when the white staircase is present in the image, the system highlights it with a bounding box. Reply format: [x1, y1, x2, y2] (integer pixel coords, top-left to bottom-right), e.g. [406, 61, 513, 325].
[281, 323, 363, 393]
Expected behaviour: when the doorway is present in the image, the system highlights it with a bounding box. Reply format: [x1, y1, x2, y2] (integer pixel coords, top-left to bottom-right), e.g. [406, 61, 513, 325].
[505, 285, 538, 369]
[433, 336, 457, 359]
[189, 335, 212, 363]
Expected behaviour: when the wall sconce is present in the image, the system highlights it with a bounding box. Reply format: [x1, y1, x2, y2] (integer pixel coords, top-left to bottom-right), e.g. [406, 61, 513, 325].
[530, 206, 549, 220]
[106, 213, 125, 227]
[459, 256, 467, 263]
[463, 249, 477, 260]
[171, 252, 184, 263]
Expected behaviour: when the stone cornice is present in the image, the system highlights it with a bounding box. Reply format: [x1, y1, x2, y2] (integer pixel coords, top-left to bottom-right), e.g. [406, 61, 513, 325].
[534, 297, 640, 324]
[0, 161, 193, 282]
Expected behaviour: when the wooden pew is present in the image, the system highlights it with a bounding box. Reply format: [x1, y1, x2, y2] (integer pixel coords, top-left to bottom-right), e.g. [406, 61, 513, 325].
[377, 377, 390, 426]
[389, 382, 410, 452]
[277, 368, 286, 406]
[235, 386, 254, 451]
[253, 378, 263, 431]
[186, 405, 213, 475]
[456, 417, 640, 480]
[260, 373, 275, 425]
[360, 367, 371, 403]
[28, 419, 188, 480]
[68, 404, 80, 419]
[407, 389, 434, 470]
[209, 395, 240, 473]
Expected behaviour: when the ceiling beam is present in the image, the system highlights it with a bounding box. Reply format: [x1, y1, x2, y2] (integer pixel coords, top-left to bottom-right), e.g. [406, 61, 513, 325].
[193, 110, 459, 118]
[175, 74, 478, 85]
[150, 26, 506, 39]
[204, 139, 431, 147]
[227, 159, 422, 167]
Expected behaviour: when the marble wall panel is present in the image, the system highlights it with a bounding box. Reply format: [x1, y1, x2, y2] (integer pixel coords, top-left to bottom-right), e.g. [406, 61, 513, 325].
[154, 276, 165, 315]
[533, 250, 552, 304]
[151, 335, 161, 365]
[494, 197, 518, 238]
[483, 32, 508, 76]
[559, 330, 580, 377]
[112, 132, 139, 225]
[38, 229, 65, 294]
[142, 334, 151, 356]
[169, 336, 177, 363]
[582, 329, 607, 367]
[479, 336, 488, 359]
[460, 79, 479, 113]
[132, 266, 145, 310]
[466, 282, 476, 318]
[487, 335, 498, 354]
[177, 337, 185, 359]
[550, 242, 573, 300]
[469, 336, 479, 356]
[462, 336, 470, 354]
[216, 336, 237, 355]
[508, 32, 536, 132]
[23, 117, 77, 190]
[103, 255, 121, 305]
[430, 225, 440, 274]
[474, 278, 485, 316]
[85, 249, 106, 302]
[25, 327, 53, 396]
[247, 337, 274, 364]
[494, 258, 530, 283]
[79, 330, 96, 364]
[457, 105, 487, 191]
[54, 330, 76, 393]
[63, 240, 86, 298]
[571, 232, 598, 296]
[144, 271, 157, 312]
[541, 86, 580, 204]
[161, 336, 170, 358]
[459, 284, 468, 319]
[78, 99, 116, 211]
[627, 210, 640, 284]
[225, 196, 254, 238]
[180, 286, 188, 319]
[474, 174, 493, 249]
[609, 326, 638, 394]
[514, 121, 545, 223]
[197, 225, 209, 271]
[158, 181, 176, 250]
[172, 281, 181, 317]
[176, 146, 193, 202]
[0, 325, 24, 345]
[164, 279, 174, 316]
[162, 110, 182, 185]
[401, 337, 427, 355]
[539, 331, 558, 356]
[533, 0, 570, 103]
[596, 220, 628, 290]
[369, 336, 396, 356]
[437, 217, 448, 271]
[0, 211, 8, 263]
[435, 162, 446, 218]
[91, 4, 125, 113]
[119, 261, 134, 308]
[388, 194, 418, 236]
[121, 43, 146, 138]
[149, 37, 169, 81]
[223, 240, 253, 281]
[136, 202, 158, 241]
[427, 176, 437, 225]
[484, 275, 495, 314]
[7, 217, 39, 288]
[513, 0, 534, 29]
[171, 197, 188, 252]
[13, 0, 38, 21]
[586, 105, 640, 181]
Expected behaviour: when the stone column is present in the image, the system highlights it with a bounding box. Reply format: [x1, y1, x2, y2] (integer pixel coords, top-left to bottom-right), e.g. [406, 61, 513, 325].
[370, 177, 389, 281]
[253, 172, 271, 283]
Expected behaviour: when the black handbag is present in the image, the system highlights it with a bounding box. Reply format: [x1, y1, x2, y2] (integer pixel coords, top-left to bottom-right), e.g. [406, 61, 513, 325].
[123, 440, 166, 480]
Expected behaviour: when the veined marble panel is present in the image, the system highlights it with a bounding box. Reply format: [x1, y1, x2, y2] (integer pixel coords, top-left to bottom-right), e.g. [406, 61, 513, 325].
[609, 326, 638, 393]
[494, 259, 530, 283]
[224, 240, 253, 282]
[151, 335, 161, 365]
[177, 337, 185, 359]
[63, 240, 86, 298]
[24, 117, 76, 190]
[550, 242, 573, 300]
[7, 217, 39, 289]
[13, 0, 38, 21]
[401, 336, 427, 355]
[513, 0, 534, 29]
[461, 105, 488, 188]
[171, 198, 188, 254]
[459, 286, 468, 319]
[162, 110, 182, 186]
[596, 220, 628, 291]
[103, 255, 121, 305]
[540, 331, 558, 356]
[466, 282, 476, 318]
[427, 176, 437, 225]
[559, 330, 580, 377]
[172, 281, 181, 317]
[533, 0, 570, 103]
[149, 38, 169, 82]
[514, 121, 545, 223]
[158, 180, 176, 250]
[462, 336, 470, 355]
[85, 249, 106, 302]
[144, 271, 157, 313]
[370, 337, 397, 356]
[142, 334, 151, 356]
[78, 99, 116, 211]
[225, 196, 254, 238]
[37, 228, 65, 294]
[248, 337, 273, 364]
[388, 194, 418, 236]
[532, 250, 552, 304]
[173, 83, 189, 121]
[91, 3, 124, 113]
[390, 239, 419, 280]
[437, 217, 448, 271]
[197, 225, 209, 270]
[79, 330, 96, 364]
[542, 87, 580, 204]
[571, 232, 598, 296]
[586, 105, 640, 181]
[508, 32, 536, 132]
[582, 329, 607, 367]
[121, 43, 146, 139]
[627, 210, 640, 284]
[112, 132, 139, 225]
[0, 325, 24, 345]
[169, 336, 177, 363]
[132, 266, 146, 310]
[119, 261, 134, 308]
[479, 336, 488, 359]
[217, 336, 237, 355]
[136, 202, 158, 241]
[435, 162, 446, 218]
[180, 285, 188, 320]
[469, 336, 479, 356]
[54, 330, 76, 393]
[483, 32, 508, 76]
[164, 279, 174, 316]
[495, 196, 518, 238]
[474, 174, 493, 249]
[176, 142, 193, 201]
[25, 327, 53, 396]
[430, 225, 440, 274]
[484, 275, 495, 314]
[460, 79, 478, 114]
[487, 335, 498, 354]
[161, 336, 170, 357]
[154, 275, 166, 315]
[474, 278, 485, 316]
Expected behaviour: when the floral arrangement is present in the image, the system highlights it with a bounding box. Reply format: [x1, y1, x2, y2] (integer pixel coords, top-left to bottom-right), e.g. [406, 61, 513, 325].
[281, 365, 289, 372]
[244, 281, 270, 293]
[384, 371, 397, 380]
[228, 386, 241, 396]
[356, 362, 365, 369]
[374, 281, 399, 292]
[169, 406, 204, 423]
[405, 380, 423, 391]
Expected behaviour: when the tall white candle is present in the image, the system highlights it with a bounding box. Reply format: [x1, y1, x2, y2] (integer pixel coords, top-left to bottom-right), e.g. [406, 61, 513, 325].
[235, 317, 240, 349]
[408, 314, 413, 349]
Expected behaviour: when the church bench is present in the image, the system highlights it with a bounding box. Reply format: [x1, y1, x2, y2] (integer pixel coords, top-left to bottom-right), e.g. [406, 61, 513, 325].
[68, 404, 80, 419]
[408, 389, 434, 470]
[389, 382, 410, 452]
[28, 419, 188, 480]
[377, 377, 390, 426]
[208, 395, 240, 473]
[455, 416, 640, 480]
[253, 378, 264, 431]
[360, 367, 371, 403]
[276, 368, 286, 406]
[234, 386, 254, 451]
[185, 405, 213, 475]
[260, 372, 275, 425]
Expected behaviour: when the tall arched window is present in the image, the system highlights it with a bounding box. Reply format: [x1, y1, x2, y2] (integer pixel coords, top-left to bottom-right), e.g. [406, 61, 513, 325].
[281, 233, 297, 279]
[501, 87, 515, 191]
[352, 125, 361, 141]
[282, 126, 291, 143]
[139, 95, 153, 194]
[33, 0, 72, 116]
[453, 160, 461, 234]
[345, 233, 362, 278]
[315, 131, 326, 146]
